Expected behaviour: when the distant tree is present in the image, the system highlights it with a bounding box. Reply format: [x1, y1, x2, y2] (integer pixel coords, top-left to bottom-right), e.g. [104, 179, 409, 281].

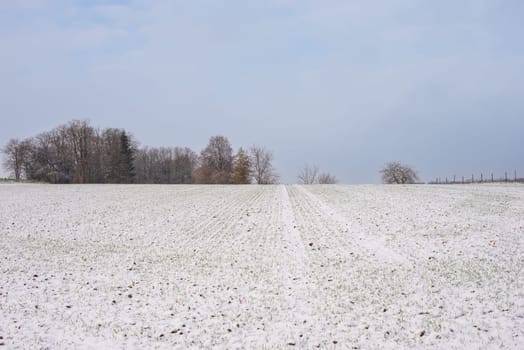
[133, 147, 149, 183]
[249, 145, 278, 184]
[101, 128, 124, 183]
[1, 138, 30, 180]
[88, 127, 105, 183]
[318, 172, 338, 184]
[380, 161, 419, 184]
[65, 120, 95, 183]
[172, 147, 198, 184]
[298, 164, 319, 185]
[24, 129, 75, 183]
[23, 134, 55, 183]
[197, 135, 233, 184]
[232, 148, 252, 184]
[192, 164, 213, 184]
[119, 131, 135, 183]
[134, 146, 197, 184]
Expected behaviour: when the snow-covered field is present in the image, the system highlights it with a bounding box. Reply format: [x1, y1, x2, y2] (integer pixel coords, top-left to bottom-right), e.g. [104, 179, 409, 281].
[1, 183, 523, 349]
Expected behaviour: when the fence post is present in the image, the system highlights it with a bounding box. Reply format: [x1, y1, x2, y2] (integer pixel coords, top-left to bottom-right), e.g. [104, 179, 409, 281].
[472, 174, 474, 183]
[462, 176, 464, 184]
[505, 171, 508, 182]
[491, 173, 494, 182]
[515, 170, 517, 182]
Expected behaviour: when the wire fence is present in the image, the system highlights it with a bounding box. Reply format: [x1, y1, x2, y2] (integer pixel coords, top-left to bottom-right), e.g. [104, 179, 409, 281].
[428, 170, 524, 184]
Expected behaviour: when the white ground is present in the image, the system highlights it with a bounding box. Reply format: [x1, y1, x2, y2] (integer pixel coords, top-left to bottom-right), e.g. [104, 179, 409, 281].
[0, 184, 523, 349]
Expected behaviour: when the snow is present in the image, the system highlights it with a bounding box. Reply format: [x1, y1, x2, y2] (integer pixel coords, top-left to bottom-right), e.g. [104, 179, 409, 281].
[0, 183, 523, 349]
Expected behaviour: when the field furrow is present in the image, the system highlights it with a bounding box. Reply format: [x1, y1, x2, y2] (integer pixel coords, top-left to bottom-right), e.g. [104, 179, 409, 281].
[1, 183, 523, 349]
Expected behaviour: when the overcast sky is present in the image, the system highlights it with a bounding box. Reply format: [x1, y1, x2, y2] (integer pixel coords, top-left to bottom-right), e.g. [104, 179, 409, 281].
[1, 1, 523, 183]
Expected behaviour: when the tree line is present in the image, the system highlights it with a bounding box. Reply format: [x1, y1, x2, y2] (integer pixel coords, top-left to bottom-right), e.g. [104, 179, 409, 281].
[1, 120, 278, 184]
[3, 120, 470, 185]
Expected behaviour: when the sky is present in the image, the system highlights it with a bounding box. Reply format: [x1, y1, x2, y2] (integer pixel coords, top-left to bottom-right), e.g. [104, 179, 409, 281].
[1, 0, 523, 183]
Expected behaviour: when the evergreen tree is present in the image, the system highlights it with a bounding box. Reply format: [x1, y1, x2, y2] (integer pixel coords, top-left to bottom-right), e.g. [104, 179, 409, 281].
[119, 131, 135, 183]
[232, 147, 251, 184]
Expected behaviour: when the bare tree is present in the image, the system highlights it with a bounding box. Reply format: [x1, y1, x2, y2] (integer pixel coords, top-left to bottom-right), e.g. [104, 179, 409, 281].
[135, 146, 197, 184]
[249, 145, 278, 184]
[318, 172, 338, 184]
[202, 135, 233, 173]
[172, 147, 198, 184]
[134, 147, 151, 183]
[88, 127, 106, 183]
[101, 128, 125, 183]
[298, 164, 319, 184]
[197, 135, 233, 184]
[24, 129, 75, 183]
[23, 133, 58, 183]
[380, 161, 419, 184]
[65, 120, 95, 183]
[2, 138, 30, 180]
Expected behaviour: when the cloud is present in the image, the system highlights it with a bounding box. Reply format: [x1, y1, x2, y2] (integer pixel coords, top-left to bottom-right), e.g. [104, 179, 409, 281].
[1, 0, 523, 182]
